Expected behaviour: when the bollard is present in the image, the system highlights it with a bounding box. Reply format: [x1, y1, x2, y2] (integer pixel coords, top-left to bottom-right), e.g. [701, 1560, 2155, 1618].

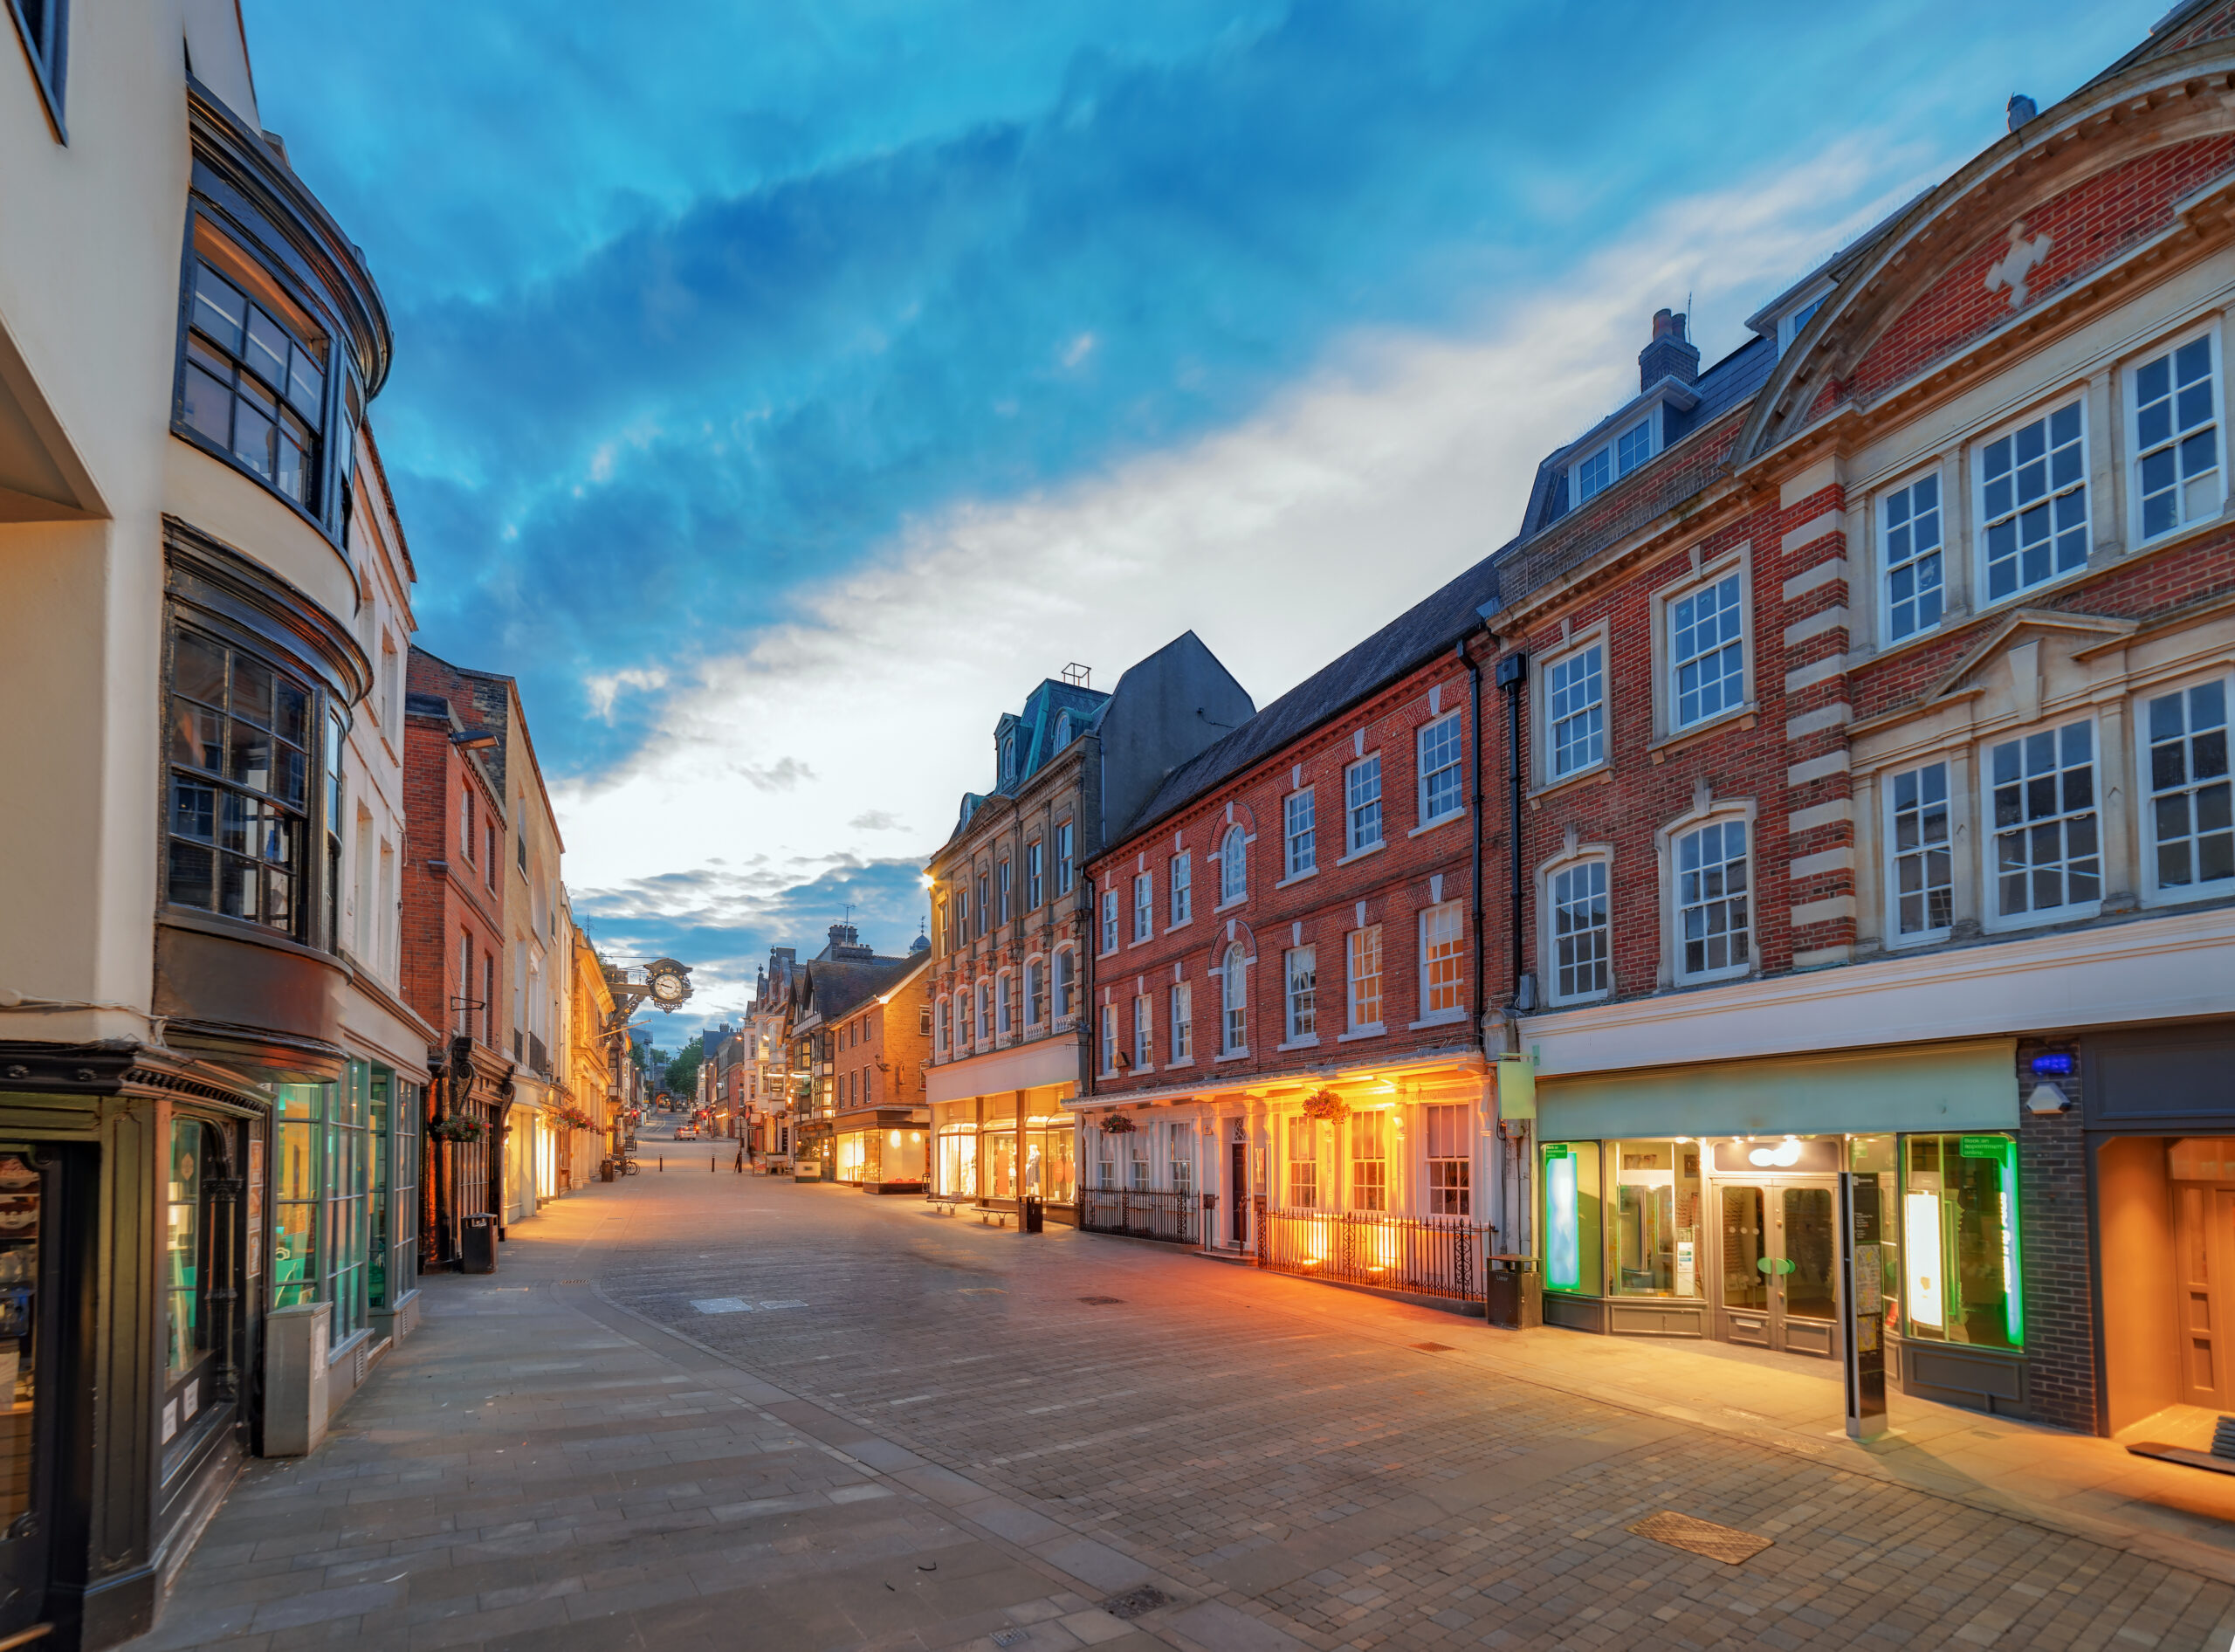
[658, 1156, 664, 1173]
[710, 1155, 714, 1174]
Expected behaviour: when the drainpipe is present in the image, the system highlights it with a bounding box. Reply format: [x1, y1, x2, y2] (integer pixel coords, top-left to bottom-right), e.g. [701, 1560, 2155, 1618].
[1459, 637, 1485, 1050]
[1494, 649, 1531, 1021]
[1077, 871, 1097, 1102]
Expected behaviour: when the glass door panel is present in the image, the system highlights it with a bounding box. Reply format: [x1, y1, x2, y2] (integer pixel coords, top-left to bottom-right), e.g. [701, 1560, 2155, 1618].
[1720, 1185, 1768, 1310]
[1782, 1185, 1837, 1321]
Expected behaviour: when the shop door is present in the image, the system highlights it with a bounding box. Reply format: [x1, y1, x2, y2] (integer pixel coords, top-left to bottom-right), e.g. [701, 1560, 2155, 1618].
[2177, 1185, 2235, 1408]
[1716, 1179, 1840, 1358]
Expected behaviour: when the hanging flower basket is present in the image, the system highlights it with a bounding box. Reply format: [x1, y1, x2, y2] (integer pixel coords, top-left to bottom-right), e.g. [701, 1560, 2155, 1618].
[1097, 1112, 1137, 1135]
[430, 1112, 485, 1143]
[1300, 1088, 1350, 1121]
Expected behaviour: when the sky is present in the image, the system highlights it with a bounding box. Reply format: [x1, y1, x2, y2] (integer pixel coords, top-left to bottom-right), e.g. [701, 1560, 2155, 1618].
[241, 0, 2152, 1038]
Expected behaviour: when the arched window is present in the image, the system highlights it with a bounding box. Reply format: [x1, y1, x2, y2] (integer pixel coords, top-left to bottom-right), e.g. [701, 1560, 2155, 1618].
[1221, 943, 1248, 1053]
[1220, 825, 1247, 905]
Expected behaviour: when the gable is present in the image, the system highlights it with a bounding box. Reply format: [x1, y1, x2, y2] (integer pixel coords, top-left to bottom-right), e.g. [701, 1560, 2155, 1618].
[1847, 135, 2235, 407]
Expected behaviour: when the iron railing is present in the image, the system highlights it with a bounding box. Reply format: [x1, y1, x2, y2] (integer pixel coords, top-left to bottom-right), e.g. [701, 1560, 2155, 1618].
[1080, 1187, 1199, 1245]
[1254, 1205, 1492, 1302]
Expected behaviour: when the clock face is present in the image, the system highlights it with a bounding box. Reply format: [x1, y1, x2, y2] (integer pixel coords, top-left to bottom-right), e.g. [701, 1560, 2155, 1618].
[650, 971, 686, 1004]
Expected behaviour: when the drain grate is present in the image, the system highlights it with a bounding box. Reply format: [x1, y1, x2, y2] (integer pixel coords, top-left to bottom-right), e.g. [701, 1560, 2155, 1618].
[1410, 1341, 1455, 1353]
[1099, 1586, 1171, 1620]
[1078, 1296, 1124, 1305]
[1627, 1510, 1773, 1566]
[991, 1630, 1031, 1648]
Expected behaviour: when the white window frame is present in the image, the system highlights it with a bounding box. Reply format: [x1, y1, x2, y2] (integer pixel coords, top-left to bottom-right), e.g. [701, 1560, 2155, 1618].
[2126, 319, 2225, 549]
[1662, 559, 1750, 735]
[1283, 945, 1317, 1045]
[1218, 942, 1248, 1057]
[997, 859, 1012, 925]
[1170, 981, 1193, 1063]
[1539, 850, 1613, 1007]
[1024, 956, 1045, 1029]
[1053, 946, 1076, 1020]
[995, 968, 1014, 1039]
[1132, 871, 1153, 943]
[1982, 714, 2103, 933]
[1415, 902, 1466, 1024]
[1098, 1003, 1118, 1077]
[1777, 284, 1831, 354]
[1283, 788, 1316, 879]
[1343, 924, 1383, 1036]
[2139, 670, 2235, 908]
[1570, 414, 1655, 506]
[1056, 822, 1075, 894]
[1099, 888, 1118, 954]
[1344, 754, 1383, 857]
[936, 995, 950, 1055]
[1132, 993, 1153, 1071]
[1416, 713, 1464, 828]
[975, 981, 992, 1045]
[1973, 393, 2090, 609]
[1168, 852, 1192, 926]
[1218, 824, 1248, 906]
[1027, 841, 1043, 911]
[1878, 466, 1948, 647]
[1542, 637, 1606, 784]
[1660, 802, 1756, 987]
[1883, 758, 1956, 947]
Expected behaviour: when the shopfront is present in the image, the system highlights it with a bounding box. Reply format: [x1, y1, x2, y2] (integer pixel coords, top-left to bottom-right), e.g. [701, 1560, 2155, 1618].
[926, 1080, 1079, 1218]
[833, 1114, 929, 1190]
[1535, 1040, 2030, 1415]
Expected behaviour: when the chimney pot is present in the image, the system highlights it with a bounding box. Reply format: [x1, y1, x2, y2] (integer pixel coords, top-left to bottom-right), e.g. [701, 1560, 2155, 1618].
[2007, 93, 2037, 132]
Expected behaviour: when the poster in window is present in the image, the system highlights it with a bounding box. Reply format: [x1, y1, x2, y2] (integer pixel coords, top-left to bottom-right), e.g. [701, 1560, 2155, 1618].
[1904, 1190, 1943, 1329]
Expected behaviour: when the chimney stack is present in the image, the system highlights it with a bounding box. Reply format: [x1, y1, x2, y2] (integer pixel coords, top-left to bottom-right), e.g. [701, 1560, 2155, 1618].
[1638, 308, 1700, 392]
[2006, 94, 2037, 133]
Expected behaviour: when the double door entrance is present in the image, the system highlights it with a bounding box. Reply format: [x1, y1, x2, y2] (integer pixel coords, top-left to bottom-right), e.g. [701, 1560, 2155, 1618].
[1715, 1176, 1839, 1358]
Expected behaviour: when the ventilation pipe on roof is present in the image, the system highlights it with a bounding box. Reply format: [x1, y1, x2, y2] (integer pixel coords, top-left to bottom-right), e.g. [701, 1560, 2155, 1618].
[2006, 94, 2037, 132]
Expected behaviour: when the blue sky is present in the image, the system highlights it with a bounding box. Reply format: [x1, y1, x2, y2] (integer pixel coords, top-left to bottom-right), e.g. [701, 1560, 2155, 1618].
[243, 0, 2150, 1036]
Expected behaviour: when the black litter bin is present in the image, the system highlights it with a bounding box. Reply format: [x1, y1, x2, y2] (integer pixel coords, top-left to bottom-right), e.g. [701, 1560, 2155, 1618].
[1021, 1196, 1044, 1234]
[461, 1213, 499, 1275]
[1487, 1256, 1541, 1329]
[599, 1157, 615, 1183]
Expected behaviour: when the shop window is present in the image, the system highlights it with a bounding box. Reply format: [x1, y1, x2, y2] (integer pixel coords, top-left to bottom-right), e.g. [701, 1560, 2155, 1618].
[178, 222, 329, 513]
[1609, 1141, 1702, 1298]
[271, 1074, 373, 1346]
[1425, 1104, 1469, 1217]
[1168, 1123, 1194, 1194]
[1901, 1133, 2021, 1352]
[272, 1084, 324, 1310]
[1542, 1141, 1603, 1296]
[368, 1071, 419, 1311]
[163, 1119, 219, 1449]
[1350, 1111, 1387, 1212]
[1286, 1117, 1319, 1208]
[166, 624, 313, 937]
[937, 1129, 977, 1197]
[0, 1150, 45, 1534]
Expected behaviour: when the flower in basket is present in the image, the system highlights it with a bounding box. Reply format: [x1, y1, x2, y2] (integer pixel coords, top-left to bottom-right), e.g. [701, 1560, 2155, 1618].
[1300, 1087, 1349, 1121]
[430, 1112, 485, 1143]
[1097, 1112, 1137, 1135]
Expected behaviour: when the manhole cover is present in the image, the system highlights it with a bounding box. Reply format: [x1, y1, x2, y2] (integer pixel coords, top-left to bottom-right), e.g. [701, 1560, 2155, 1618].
[1100, 1586, 1170, 1620]
[1078, 1296, 1124, 1305]
[1627, 1511, 1772, 1565]
[1411, 1341, 1454, 1353]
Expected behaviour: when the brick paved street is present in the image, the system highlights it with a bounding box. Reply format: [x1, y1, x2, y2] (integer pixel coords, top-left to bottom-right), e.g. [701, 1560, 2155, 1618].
[133, 1165, 2235, 1652]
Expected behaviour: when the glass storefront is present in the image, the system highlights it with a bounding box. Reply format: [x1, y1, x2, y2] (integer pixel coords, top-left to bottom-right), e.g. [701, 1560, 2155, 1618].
[937, 1126, 976, 1195]
[1540, 1131, 2023, 1356]
[272, 1063, 397, 1348]
[0, 1153, 38, 1527]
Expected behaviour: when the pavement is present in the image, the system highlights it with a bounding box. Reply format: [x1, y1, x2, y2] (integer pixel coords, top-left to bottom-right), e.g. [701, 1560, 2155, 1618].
[125, 1140, 2235, 1652]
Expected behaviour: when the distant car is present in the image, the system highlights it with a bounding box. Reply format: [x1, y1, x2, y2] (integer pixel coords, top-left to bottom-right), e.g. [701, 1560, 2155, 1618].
[675, 1125, 698, 1139]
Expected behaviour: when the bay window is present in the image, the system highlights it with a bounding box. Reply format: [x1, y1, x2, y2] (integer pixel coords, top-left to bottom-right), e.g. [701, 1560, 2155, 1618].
[178, 223, 328, 513]
[166, 624, 313, 937]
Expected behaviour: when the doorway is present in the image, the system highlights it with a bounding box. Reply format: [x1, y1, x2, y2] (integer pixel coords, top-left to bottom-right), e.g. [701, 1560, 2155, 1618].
[1229, 1141, 1247, 1247]
[1714, 1177, 1839, 1357]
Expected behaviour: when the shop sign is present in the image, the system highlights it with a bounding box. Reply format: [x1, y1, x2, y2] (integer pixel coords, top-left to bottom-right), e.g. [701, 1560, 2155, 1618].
[1958, 1135, 2008, 1159]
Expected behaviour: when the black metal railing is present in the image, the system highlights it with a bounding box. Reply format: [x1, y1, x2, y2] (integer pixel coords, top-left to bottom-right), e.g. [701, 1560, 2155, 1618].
[1255, 1207, 1491, 1301]
[529, 1032, 548, 1077]
[1080, 1187, 1199, 1245]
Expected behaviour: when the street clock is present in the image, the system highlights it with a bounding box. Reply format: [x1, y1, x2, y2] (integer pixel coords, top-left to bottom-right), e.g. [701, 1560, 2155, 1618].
[645, 957, 693, 1013]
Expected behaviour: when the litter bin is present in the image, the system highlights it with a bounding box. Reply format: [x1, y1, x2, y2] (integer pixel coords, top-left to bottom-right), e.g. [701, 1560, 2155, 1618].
[1021, 1196, 1044, 1234]
[599, 1158, 615, 1183]
[460, 1213, 499, 1275]
[1487, 1255, 1541, 1329]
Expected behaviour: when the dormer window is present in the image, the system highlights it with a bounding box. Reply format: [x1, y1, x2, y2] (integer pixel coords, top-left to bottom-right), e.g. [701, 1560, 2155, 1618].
[1776, 283, 1833, 354]
[1000, 735, 1016, 785]
[1055, 712, 1071, 749]
[1573, 415, 1656, 506]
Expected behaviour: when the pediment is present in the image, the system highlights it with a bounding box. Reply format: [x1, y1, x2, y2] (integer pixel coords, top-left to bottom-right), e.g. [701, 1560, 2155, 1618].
[1739, 44, 2235, 465]
[1864, 609, 2139, 733]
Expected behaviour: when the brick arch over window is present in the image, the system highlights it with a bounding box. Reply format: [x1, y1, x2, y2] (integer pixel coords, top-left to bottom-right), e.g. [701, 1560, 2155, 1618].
[1739, 54, 2235, 462]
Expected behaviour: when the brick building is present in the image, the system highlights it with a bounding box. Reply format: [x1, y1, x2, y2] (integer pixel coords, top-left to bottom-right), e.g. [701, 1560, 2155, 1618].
[1484, 6, 2235, 1436]
[1076, 582, 1502, 1277]
[925, 638, 1252, 1220]
[825, 943, 933, 1190]
[399, 663, 512, 1270]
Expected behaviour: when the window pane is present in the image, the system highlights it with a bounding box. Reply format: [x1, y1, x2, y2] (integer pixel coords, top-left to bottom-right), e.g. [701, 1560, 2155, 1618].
[1550, 645, 1605, 775]
[2149, 681, 2234, 891]
[1552, 859, 1609, 999]
[1611, 1141, 1702, 1298]
[1671, 575, 1745, 727]
[190, 264, 246, 353]
[1990, 721, 2100, 916]
[1982, 403, 2087, 595]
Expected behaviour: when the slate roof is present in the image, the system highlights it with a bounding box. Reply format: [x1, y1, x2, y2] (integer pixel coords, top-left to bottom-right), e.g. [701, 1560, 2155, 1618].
[1121, 556, 1506, 843]
[791, 956, 918, 1028]
[1513, 334, 1777, 542]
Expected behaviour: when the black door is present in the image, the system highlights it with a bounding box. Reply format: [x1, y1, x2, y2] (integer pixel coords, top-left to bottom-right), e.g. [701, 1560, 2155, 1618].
[0, 1147, 60, 1635]
[1229, 1142, 1247, 1245]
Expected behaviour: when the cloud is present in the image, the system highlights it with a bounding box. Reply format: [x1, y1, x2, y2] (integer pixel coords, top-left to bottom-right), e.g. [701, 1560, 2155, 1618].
[849, 809, 910, 831]
[735, 757, 817, 794]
